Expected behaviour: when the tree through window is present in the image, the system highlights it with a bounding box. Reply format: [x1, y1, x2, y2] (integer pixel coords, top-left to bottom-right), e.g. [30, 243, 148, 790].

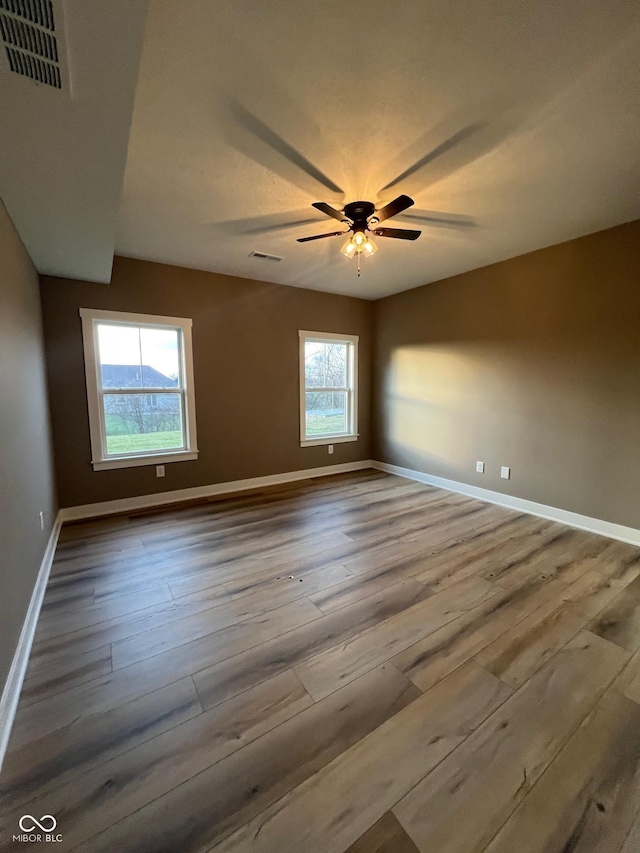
[299, 331, 358, 445]
[80, 309, 198, 470]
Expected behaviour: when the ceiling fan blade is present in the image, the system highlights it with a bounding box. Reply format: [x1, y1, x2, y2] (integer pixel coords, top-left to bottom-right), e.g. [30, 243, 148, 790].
[373, 194, 414, 223]
[297, 230, 346, 243]
[312, 202, 347, 223]
[373, 227, 421, 241]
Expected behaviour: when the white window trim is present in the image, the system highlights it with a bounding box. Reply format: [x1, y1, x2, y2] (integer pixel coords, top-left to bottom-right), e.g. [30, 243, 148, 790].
[79, 308, 199, 471]
[299, 329, 359, 447]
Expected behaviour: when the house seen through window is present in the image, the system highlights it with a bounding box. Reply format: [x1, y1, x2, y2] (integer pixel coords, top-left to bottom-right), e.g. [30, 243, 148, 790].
[80, 309, 198, 470]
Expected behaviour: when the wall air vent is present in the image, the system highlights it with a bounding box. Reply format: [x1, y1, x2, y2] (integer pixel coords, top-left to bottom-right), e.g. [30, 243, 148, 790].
[248, 251, 284, 262]
[0, 0, 63, 88]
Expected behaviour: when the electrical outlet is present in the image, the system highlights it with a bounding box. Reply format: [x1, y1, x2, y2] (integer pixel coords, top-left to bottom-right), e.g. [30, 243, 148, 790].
[476, 461, 485, 473]
[156, 465, 165, 478]
[38, 511, 44, 531]
[501, 466, 511, 479]
[328, 445, 334, 454]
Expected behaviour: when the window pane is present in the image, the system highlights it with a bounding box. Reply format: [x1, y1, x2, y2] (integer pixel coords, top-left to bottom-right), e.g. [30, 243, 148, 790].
[98, 324, 143, 388]
[305, 341, 347, 389]
[140, 327, 181, 387]
[305, 391, 347, 436]
[97, 323, 181, 389]
[103, 393, 184, 455]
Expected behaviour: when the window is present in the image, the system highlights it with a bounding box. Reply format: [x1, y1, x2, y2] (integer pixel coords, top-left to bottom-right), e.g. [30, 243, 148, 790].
[299, 330, 358, 446]
[80, 308, 198, 470]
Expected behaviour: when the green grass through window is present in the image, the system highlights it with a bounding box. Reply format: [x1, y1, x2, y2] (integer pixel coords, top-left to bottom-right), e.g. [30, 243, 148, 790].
[106, 431, 184, 455]
[306, 414, 347, 436]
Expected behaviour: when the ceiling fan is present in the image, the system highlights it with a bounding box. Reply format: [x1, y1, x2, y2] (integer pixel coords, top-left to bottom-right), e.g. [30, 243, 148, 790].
[297, 195, 421, 266]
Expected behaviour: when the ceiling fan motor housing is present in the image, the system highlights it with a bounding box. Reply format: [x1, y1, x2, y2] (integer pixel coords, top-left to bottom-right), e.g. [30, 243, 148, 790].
[343, 200, 376, 230]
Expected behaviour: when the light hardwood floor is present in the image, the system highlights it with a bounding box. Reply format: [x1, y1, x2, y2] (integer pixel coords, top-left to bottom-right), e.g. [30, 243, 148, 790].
[2, 469, 640, 852]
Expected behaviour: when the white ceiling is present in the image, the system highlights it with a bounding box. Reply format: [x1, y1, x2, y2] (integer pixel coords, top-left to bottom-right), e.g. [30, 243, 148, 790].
[0, 0, 148, 282]
[3, 1, 640, 297]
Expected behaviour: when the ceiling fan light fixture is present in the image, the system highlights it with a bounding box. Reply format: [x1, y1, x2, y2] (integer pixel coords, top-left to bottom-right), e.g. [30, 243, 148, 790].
[341, 237, 357, 257]
[341, 229, 377, 258]
[363, 236, 378, 256]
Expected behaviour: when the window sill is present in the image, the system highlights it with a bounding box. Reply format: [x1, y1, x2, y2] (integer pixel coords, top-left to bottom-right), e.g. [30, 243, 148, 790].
[300, 435, 358, 448]
[92, 451, 199, 471]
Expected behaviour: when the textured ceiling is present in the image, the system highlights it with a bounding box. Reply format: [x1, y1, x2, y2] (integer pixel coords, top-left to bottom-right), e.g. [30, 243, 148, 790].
[0, 1, 147, 282]
[116, 0, 640, 298]
[3, 1, 639, 297]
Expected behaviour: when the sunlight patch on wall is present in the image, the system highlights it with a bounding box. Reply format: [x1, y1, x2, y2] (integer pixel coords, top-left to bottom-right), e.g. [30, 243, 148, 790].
[386, 345, 480, 468]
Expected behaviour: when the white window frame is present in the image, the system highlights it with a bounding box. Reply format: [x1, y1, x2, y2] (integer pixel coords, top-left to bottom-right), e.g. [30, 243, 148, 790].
[79, 308, 199, 471]
[299, 330, 359, 447]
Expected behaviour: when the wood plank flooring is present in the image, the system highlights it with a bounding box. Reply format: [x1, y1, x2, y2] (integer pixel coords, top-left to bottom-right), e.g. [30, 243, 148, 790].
[2, 469, 640, 852]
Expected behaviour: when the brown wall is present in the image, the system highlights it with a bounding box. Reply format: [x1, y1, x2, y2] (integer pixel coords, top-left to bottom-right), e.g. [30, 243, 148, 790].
[373, 220, 640, 529]
[0, 201, 57, 690]
[40, 257, 373, 508]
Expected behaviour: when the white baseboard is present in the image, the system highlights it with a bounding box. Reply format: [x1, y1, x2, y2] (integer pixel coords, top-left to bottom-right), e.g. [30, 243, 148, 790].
[371, 461, 640, 546]
[0, 512, 62, 772]
[58, 457, 640, 545]
[59, 460, 375, 522]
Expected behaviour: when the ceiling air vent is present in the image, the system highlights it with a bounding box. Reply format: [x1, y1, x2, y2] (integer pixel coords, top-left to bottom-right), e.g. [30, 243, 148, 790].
[0, 0, 63, 88]
[0, 0, 54, 29]
[248, 251, 284, 262]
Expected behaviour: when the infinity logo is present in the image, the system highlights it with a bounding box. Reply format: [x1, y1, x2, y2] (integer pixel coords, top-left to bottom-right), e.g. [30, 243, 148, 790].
[19, 815, 57, 832]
